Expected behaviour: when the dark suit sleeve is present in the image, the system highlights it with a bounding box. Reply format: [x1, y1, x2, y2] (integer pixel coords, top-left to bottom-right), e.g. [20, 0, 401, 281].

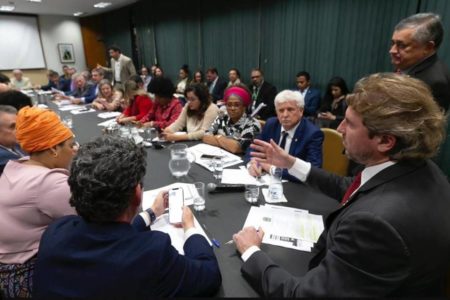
[241, 212, 410, 297]
[212, 79, 227, 101]
[303, 128, 323, 168]
[304, 90, 321, 116]
[83, 84, 97, 104]
[306, 166, 352, 201]
[153, 234, 221, 296]
[130, 214, 150, 231]
[260, 85, 277, 120]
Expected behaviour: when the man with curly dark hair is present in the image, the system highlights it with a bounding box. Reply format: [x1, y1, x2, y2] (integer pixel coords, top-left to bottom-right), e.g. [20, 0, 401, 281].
[32, 136, 221, 299]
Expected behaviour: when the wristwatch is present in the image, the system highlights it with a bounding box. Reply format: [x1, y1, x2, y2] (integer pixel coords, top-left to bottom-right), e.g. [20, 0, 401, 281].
[146, 208, 157, 224]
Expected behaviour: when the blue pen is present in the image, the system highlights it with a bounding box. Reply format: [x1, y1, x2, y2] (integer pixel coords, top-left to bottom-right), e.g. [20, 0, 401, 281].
[211, 238, 221, 248]
[202, 224, 220, 248]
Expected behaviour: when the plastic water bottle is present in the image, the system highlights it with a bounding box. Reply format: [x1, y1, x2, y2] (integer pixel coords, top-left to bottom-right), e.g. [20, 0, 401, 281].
[268, 167, 283, 201]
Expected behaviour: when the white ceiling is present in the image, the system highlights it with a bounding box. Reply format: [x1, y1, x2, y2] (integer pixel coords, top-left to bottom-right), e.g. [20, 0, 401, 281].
[0, 0, 138, 17]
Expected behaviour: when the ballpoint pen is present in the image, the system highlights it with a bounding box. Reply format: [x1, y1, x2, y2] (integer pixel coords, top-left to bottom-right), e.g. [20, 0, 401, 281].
[202, 224, 221, 248]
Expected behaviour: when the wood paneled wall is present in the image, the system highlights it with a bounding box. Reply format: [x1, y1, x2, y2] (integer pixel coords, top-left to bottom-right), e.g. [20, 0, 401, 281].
[80, 17, 107, 70]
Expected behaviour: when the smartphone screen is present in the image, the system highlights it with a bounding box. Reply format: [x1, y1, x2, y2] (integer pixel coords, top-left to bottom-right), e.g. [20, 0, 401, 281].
[168, 188, 184, 224]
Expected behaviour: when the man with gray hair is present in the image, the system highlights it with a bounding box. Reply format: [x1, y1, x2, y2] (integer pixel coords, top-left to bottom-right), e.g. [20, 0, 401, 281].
[390, 12, 450, 111]
[246, 89, 323, 182]
[10, 69, 32, 90]
[0, 105, 26, 174]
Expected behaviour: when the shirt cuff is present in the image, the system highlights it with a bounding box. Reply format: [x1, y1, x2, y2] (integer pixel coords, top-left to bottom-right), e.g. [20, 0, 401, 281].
[184, 227, 202, 241]
[139, 211, 151, 227]
[241, 245, 261, 262]
[287, 158, 311, 182]
[80, 97, 85, 103]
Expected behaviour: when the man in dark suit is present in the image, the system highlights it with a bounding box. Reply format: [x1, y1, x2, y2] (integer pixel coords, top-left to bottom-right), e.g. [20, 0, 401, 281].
[33, 136, 221, 299]
[390, 13, 450, 112]
[246, 89, 323, 182]
[248, 68, 277, 120]
[236, 73, 450, 297]
[206, 67, 227, 103]
[0, 105, 26, 175]
[295, 71, 321, 118]
[59, 74, 96, 104]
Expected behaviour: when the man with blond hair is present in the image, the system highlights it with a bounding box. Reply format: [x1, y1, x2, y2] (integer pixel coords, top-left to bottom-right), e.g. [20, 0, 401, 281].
[235, 73, 450, 297]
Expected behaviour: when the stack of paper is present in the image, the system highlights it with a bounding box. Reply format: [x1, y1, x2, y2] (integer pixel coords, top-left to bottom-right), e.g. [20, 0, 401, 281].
[98, 111, 122, 119]
[97, 118, 117, 127]
[70, 108, 95, 115]
[243, 204, 324, 252]
[188, 143, 242, 172]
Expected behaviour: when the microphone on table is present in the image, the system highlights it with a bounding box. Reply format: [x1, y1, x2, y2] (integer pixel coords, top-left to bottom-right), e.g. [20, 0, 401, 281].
[206, 183, 246, 193]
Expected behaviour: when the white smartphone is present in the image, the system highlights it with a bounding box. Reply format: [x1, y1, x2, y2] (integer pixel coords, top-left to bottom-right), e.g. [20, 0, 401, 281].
[168, 188, 184, 224]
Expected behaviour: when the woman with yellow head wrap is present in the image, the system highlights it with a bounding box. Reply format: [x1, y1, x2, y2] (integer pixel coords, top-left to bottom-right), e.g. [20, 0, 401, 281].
[0, 107, 77, 298]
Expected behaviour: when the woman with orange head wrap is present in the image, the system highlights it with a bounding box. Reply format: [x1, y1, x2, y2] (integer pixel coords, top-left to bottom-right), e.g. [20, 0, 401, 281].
[0, 107, 77, 298]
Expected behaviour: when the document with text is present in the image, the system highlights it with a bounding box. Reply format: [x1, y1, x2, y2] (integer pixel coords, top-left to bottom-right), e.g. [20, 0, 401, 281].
[243, 205, 324, 252]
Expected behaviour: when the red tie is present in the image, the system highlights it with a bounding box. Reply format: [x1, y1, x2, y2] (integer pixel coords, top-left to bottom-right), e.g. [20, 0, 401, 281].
[341, 172, 362, 205]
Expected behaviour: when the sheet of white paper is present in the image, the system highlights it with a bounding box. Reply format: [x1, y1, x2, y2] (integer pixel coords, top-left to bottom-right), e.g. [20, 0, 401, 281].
[97, 118, 117, 127]
[58, 104, 83, 111]
[188, 143, 242, 172]
[261, 188, 288, 203]
[70, 108, 95, 115]
[142, 183, 198, 209]
[243, 205, 324, 252]
[221, 168, 271, 186]
[149, 213, 211, 255]
[97, 111, 121, 119]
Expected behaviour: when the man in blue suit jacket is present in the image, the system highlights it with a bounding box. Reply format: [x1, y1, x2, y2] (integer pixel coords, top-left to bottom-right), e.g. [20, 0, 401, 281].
[296, 71, 321, 118]
[0, 105, 26, 175]
[33, 136, 221, 299]
[206, 67, 228, 103]
[246, 90, 323, 182]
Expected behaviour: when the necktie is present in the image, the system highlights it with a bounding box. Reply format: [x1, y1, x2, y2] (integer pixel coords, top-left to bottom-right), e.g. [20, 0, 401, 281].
[252, 86, 258, 100]
[341, 172, 362, 205]
[279, 131, 289, 150]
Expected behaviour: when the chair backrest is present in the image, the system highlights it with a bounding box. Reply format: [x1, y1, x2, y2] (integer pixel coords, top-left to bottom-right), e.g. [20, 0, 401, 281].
[321, 128, 349, 176]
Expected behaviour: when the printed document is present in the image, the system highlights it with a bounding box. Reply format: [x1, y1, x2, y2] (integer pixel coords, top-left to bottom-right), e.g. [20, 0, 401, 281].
[243, 205, 324, 252]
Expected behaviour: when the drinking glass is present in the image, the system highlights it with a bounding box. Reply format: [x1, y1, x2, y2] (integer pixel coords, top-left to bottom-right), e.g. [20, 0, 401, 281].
[193, 182, 206, 211]
[62, 115, 73, 128]
[213, 157, 223, 181]
[245, 185, 259, 204]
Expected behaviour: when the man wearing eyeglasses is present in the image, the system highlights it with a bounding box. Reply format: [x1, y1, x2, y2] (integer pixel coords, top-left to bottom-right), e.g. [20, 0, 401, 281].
[390, 13, 450, 112]
[0, 105, 26, 175]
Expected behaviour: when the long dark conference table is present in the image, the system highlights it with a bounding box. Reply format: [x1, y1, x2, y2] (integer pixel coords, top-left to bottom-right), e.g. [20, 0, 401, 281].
[53, 103, 340, 297]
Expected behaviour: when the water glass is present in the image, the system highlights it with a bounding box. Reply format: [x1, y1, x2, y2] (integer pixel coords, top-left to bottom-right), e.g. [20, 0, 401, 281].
[169, 144, 188, 159]
[62, 115, 73, 128]
[213, 157, 223, 181]
[245, 185, 259, 204]
[193, 182, 206, 211]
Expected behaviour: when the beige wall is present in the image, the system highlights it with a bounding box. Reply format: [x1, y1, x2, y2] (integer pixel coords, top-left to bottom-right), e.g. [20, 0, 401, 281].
[3, 69, 49, 87]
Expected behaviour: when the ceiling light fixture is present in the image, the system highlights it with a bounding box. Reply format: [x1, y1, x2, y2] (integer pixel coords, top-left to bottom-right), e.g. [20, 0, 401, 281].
[93, 2, 112, 8]
[27, 0, 42, 2]
[73, 12, 84, 16]
[0, 4, 15, 11]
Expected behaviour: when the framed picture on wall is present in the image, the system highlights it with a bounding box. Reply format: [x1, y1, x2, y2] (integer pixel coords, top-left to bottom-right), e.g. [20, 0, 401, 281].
[57, 43, 75, 63]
